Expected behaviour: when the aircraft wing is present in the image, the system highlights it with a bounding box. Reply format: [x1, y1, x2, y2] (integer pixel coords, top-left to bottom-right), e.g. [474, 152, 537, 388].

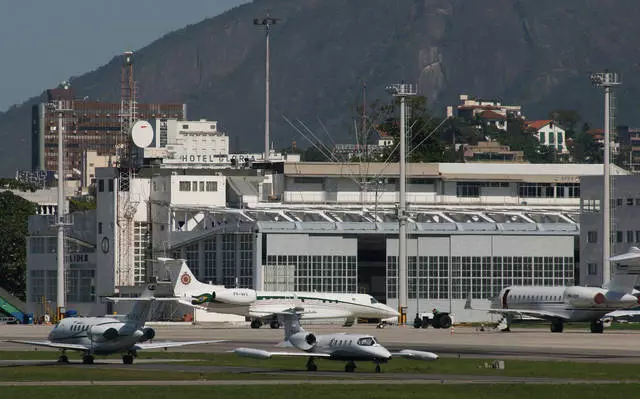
[390, 349, 439, 361]
[464, 297, 569, 321]
[485, 308, 569, 321]
[233, 347, 331, 359]
[7, 340, 89, 351]
[250, 305, 351, 320]
[132, 340, 226, 350]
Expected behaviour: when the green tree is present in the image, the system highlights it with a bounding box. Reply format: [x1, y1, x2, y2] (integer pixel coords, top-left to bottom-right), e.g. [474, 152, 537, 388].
[570, 131, 603, 163]
[69, 196, 96, 213]
[0, 191, 38, 300]
[548, 109, 581, 138]
[373, 96, 453, 163]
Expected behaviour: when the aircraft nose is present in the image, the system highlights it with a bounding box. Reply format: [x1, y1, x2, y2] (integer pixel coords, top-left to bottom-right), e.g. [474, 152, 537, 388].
[381, 305, 400, 318]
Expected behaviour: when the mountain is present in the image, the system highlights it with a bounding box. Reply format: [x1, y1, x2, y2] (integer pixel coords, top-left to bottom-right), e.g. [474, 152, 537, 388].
[2, 0, 640, 176]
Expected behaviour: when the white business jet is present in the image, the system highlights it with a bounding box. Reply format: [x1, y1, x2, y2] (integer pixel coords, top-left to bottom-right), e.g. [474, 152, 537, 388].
[466, 266, 640, 333]
[233, 309, 438, 373]
[170, 260, 399, 328]
[9, 284, 223, 364]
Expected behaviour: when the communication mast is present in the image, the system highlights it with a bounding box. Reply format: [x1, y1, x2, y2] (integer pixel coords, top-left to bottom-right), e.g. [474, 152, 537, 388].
[590, 71, 621, 285]
[386, 83, 416, 324]
[116, 51, 139, 286]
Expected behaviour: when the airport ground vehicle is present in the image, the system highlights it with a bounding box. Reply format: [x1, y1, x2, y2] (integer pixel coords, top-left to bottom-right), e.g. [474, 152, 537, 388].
[413, 310, 452, 329]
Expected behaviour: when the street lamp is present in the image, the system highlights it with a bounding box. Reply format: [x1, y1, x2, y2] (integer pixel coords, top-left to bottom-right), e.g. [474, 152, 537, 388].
[254, 16, 279, 161]
[385, 83, 416, 324]
[590, 71, 621, 285]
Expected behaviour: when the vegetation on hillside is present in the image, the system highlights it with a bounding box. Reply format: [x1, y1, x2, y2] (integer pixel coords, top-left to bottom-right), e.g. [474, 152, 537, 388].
[0, 191, 37, 300]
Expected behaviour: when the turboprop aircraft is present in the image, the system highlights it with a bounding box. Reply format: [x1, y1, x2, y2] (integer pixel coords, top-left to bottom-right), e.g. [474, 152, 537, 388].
[169, 260, 399, 328]
[465, 265, 640, 333]
[8, 284, 223, 364]
[233, 309, 438, 373]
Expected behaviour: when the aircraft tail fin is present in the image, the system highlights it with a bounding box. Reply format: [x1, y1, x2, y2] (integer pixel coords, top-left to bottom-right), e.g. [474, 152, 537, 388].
[280, 308, 305, 342]
[125, 284, 156, 328]
[604, 271, 640, 294]
[171, 260, 217, 300]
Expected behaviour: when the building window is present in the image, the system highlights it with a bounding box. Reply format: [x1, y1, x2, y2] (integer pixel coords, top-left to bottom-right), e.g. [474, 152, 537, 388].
[456, 182, 481, 198]
[587, 231, 597, 243]
[616, 198, 623, 206]
[98, 179, 104, 192]
[30, 237, 45, 253]
[582, 199, 600, 212]
[557, 133, 563, 144]
[628, 231, 635, 243]
[519, 183, 553, 198]
[616, 231, 623, 243]
[587, 263, 597, 276]
[206, 181, 218, 192]
[134, 222, 150, 284]
[182, 124, 189, 129]
[108, 179, 114, 192]
[98, 222, 102, 235]
[549, 132, 555, 144]
[192, 181, 198, 191]
[179, 181, 190, 191]
[199, 181, 205, 192]
[628, 198, 634, 206]
[636, 231, 640, 243]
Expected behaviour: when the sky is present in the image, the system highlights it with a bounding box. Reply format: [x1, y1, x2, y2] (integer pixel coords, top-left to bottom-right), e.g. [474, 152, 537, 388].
[0, 0, 250, 112]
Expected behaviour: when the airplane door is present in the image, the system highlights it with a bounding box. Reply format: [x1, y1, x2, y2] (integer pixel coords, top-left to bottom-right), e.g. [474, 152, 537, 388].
[502, 289, 510, 309]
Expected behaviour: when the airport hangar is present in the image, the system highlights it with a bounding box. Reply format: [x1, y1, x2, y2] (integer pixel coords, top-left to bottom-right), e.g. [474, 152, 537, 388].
[26, 161, 623, 322]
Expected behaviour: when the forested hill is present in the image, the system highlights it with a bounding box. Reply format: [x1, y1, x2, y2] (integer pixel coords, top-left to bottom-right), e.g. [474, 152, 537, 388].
[1, 0, 640, 176]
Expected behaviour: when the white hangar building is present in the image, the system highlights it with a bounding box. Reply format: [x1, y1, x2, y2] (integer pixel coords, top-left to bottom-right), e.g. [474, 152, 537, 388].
[26, 161, 624, 321]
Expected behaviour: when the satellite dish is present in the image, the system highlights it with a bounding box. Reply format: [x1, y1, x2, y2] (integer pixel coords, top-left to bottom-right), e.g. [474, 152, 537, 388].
[131, 120, 154, 148]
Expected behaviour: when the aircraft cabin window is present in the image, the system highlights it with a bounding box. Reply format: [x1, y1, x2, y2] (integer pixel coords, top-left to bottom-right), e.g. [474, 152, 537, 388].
[370, 297, 379, 304]
[357, 337, 375, 346]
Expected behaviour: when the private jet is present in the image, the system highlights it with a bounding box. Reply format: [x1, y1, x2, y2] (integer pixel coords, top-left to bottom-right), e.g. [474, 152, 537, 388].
[169, 259, 399, 328]
[466, 265, 640, 333]
[233, 309, 438, 372]
[8, 284, 223, 364]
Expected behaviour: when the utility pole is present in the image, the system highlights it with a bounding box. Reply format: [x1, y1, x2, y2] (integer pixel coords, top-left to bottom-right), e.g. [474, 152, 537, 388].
[590, 71, 621, 285]
[53, 84, 72, 321]
[254, 16, 278, 161]
[386, 83, 416, 325]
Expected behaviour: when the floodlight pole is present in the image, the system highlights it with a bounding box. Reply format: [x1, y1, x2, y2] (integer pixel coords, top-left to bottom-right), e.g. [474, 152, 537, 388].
[254, 16, 278, 161]
[386, 83, 416, 325]
[591, 71, 621, 286]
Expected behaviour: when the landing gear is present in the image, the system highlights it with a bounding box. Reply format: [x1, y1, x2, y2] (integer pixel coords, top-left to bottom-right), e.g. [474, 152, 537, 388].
[550, 320, 564, 333]
[306, 357, 317, 372]
[122, 351, 136, 365]
[82, 354, 94, 364]
[375, 364, 381, 373]
[270, 319, 280, 329]
[250, 319, 263, 329]
[590, 320, 604, 334]
[344, 361, 356, 372]
[57, 351, 69, 364]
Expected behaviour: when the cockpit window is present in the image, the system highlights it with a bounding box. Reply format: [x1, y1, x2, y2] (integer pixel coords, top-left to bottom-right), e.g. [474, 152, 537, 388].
[357, 337, 376, 346]
[370, 297, 379, 304]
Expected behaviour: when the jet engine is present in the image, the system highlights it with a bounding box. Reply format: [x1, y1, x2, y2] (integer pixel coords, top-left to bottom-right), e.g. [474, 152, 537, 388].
[214, 288, 257, 305]
[288, 332, 317, 351]
[564, 287, 606, 307]
[138, 327, 155, 342]
[90, 324, 121, 342]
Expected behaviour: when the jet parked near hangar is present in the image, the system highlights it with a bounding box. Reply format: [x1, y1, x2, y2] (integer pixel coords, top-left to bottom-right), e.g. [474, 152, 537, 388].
[170, 260, 399, 328]
[466, 268, 640, 333]
[8, 284, 223, 364]
[233, 309, 438, 372]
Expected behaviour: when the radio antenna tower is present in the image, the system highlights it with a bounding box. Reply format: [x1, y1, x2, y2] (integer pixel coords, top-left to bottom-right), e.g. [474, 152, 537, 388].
[116, 51, 139, 286]
[386, 82, 416, 325]
[590, 71, 621, 285]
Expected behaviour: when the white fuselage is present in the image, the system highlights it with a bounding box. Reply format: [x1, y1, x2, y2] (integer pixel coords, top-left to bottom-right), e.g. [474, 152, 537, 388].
[495, 285, 639, 322]
[198, 291, 399, 320]
[47, 317, 144, 355]
[301, 333, 392, 361]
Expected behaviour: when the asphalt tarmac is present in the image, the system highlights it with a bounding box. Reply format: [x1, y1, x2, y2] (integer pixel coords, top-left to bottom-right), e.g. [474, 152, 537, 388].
[2, 323, 640, 385]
